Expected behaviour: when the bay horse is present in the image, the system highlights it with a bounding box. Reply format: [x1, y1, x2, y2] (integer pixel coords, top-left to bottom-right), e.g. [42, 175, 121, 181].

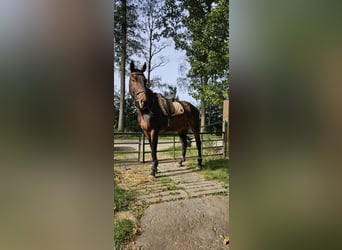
[129, 61, 202, 177]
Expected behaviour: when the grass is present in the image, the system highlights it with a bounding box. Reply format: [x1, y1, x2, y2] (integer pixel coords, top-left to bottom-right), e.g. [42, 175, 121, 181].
[159, 177, 183, 191]
[114, 151, 136, 162]
[114, 219, 135, 250]
[186, 158, 229, 188]
[200, 158, 229, 188]
[113, 133, 141, 140]
[114, 175, 135, 212]
[114, 170, 137, 249]
[165, 144, 221, 158]
[131, 203, 148, 219]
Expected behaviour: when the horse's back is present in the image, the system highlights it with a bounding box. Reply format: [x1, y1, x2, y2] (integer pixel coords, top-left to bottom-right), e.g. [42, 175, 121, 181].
[179, 100, 199, 116]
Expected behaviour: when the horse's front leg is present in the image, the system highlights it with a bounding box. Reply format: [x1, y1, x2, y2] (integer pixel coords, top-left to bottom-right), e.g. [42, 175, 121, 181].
[150, 129, 159, 177]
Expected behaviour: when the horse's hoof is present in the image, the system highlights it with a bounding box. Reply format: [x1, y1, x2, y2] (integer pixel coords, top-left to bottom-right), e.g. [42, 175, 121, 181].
[178, 159, 185, 167]
[149, 174, 156, 179]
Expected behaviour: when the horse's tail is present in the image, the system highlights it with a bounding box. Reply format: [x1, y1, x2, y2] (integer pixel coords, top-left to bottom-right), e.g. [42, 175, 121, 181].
[181, 101, 200, 134]
[192, 105, 201, 133]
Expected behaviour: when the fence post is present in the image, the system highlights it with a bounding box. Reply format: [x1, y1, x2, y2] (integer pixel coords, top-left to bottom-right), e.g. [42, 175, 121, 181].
[138, 133, 141, 162]
[201, 132, 204, 156]
[223, 121, 227, 158]
[173, 135, 176, 160]
[223, 100, 229, 159]
[141, 133, 145, 163]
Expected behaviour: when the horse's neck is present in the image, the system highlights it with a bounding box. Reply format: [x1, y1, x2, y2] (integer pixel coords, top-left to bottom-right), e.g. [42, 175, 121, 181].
[147, 88, 154, 96]
[147, 89, 156, 106]
[137, 90, 155, 115]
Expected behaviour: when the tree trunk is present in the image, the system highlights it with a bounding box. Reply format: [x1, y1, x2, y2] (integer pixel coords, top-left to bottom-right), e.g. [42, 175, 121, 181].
[147, 28, 153, 87]
[200, 75, 208, 132]
[208, 104, 211, 127]
[118, 0, 127, 132]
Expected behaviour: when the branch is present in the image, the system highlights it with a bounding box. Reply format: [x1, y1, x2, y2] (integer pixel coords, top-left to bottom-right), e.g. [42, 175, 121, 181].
[151, 42, 170, 57]
[150, 59, 169, 72]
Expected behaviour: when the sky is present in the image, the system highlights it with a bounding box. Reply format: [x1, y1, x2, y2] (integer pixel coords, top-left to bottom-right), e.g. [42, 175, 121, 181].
[114, 40, 199, 106]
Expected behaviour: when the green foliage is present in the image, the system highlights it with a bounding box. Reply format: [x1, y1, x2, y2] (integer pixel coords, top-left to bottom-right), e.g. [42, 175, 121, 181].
[205, 104, 223, 133]
[163, 0, 229, 106]
[114, 88, 140, 132]
[114, 0, 144, 66]
[164, 0, 229, 70]
[114, 219, 135, 250]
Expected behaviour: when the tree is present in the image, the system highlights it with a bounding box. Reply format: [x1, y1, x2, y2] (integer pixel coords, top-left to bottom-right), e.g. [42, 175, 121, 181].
[114, 87, 139, 132]
[205, 103, 223, 134]
[139, 0, 170, 87]
[113, 88, 120, 130]
[114, 0, 144, 131]
[163, 0, 229, 132]
[151, 76, 179, 100]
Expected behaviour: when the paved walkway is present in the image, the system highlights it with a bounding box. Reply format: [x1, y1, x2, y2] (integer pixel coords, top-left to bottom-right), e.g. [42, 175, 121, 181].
[134, 196, 229, 250]
[117, 161, 228, 205]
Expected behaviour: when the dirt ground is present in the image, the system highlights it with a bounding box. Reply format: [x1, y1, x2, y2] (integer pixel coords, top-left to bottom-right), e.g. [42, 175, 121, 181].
[132, 195, 229, 250]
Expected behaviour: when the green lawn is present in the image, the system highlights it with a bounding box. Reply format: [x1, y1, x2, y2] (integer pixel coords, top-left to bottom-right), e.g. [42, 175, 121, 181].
[187, 158, 229, 188]
[114, 219, 135, 250]
[200, 158, 229, 188]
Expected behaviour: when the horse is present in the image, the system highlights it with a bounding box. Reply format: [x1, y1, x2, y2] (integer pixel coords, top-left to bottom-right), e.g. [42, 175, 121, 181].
[129, 61, 202, 177]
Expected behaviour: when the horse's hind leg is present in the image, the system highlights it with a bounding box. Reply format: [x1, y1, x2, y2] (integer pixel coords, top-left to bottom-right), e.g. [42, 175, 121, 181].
[188, 112, 202, 168]
[178, 133, 188, 166]
[193, 131, 202, 168]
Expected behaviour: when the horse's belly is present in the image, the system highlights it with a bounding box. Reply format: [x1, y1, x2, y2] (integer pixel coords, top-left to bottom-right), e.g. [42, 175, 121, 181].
[160, 118, 188, 133]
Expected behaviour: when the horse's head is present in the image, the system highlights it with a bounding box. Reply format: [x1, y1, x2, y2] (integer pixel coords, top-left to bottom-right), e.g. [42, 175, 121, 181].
[129, 61, 149, 110]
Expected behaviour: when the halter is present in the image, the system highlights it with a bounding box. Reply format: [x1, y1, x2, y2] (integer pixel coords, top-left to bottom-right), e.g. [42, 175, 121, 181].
[130, 72, 148, 100]
[129, 72, 156, 112]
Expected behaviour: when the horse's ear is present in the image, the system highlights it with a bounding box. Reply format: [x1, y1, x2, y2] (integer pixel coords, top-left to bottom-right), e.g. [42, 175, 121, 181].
[130, 61, 135, 72]
[141, 62, 147, 73]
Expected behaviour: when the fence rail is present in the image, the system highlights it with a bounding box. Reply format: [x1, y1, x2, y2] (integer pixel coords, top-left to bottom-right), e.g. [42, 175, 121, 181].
[114, 121, 227, 164]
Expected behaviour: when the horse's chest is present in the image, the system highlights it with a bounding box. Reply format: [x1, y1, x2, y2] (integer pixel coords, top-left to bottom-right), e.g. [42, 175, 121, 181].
[139, 115, 151, 131]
